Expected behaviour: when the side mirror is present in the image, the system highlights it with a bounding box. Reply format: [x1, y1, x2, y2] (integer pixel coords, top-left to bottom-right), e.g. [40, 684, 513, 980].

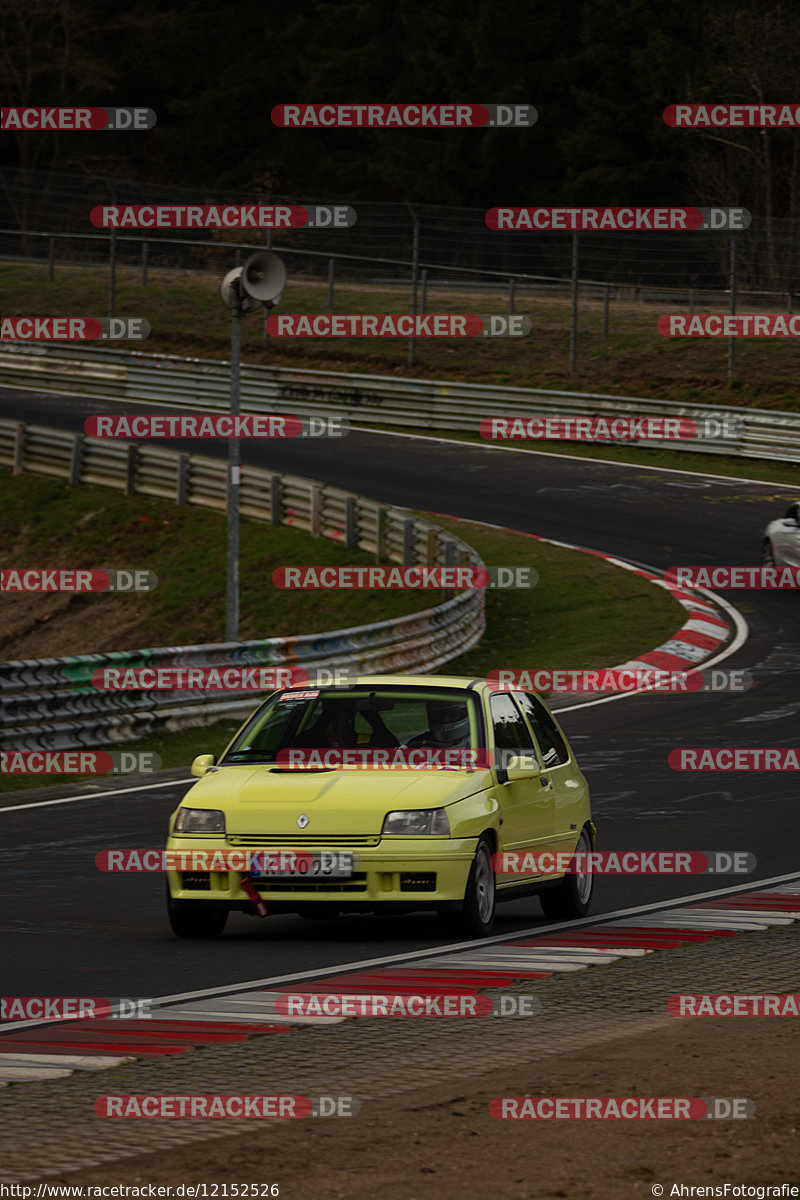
[191, 753, 217, 778]
[496, 753, 542, 783]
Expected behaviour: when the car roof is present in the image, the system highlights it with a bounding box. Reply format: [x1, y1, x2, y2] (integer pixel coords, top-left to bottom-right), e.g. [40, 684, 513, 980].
[289, 674, 488, 693]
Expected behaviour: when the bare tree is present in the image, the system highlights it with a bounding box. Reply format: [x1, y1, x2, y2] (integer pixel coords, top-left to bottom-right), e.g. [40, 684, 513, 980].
[685, 0, 800, 292]
[0, 0, 113, 233]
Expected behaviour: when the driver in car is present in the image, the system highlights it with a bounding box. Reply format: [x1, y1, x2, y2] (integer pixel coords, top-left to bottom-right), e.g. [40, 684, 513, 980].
[407, 699, 471, 749]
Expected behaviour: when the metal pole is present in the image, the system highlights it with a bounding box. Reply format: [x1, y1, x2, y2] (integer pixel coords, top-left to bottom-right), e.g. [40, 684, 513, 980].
[508, 277, 515, 318]
[141, 240, 148, 287]
[47, 237, 54, 282]
[420, 268, 428, 314]
[327, 257, 335, 307]
[407, 203, 420, 369]
[261, 205, 271, 344]
[569, 232, 579, 375]
[225, 288, 242, 642]
[727, 234, 737, 383]
[602, 285, 609, 339]
[108, 230, 116, 319]
[259, 195, 272, 258]
[787, 292, 793, 314]
[104, 178, 117, 319]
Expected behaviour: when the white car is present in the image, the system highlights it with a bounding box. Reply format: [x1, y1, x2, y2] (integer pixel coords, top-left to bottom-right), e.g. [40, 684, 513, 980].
[762, 502, 800, 566]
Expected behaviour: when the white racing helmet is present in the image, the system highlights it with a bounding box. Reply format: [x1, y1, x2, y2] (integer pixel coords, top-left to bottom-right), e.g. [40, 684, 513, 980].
[426, 699, 470, 746]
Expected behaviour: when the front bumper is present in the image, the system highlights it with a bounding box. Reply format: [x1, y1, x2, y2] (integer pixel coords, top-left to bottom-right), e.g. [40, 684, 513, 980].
[165, 835, 478, 910]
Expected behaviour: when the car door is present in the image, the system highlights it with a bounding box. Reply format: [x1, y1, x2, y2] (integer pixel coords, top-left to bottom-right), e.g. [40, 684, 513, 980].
[514, 690, 586, 852]
[489, 691, 555, 887]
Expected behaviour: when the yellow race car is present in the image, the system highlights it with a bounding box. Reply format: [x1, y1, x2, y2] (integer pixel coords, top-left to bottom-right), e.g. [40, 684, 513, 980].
[165, 675, 595, 938]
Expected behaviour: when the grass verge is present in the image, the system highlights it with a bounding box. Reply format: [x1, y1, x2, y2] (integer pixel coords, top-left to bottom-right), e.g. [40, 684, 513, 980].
[3, 493, 688, 790]
[0, 469, 433, 656]
[3, 261, 800, 410]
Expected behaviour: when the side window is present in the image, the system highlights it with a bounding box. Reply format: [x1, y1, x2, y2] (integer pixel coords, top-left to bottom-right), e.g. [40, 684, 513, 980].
[490, 693, 535, 762]
[515, 693, 568, 768]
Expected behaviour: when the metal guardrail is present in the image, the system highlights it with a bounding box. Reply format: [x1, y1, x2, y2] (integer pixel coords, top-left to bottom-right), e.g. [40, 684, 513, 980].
[1, 340, 798, 461]
[0, 420, 485, 751]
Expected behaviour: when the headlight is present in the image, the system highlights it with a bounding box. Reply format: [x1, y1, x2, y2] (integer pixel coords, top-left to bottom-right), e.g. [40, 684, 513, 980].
[382, 809, 450, 836]
[174, 808, 226, 834]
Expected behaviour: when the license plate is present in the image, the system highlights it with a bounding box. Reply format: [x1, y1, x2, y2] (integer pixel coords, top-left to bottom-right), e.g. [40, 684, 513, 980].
[248, 851, 353, 880]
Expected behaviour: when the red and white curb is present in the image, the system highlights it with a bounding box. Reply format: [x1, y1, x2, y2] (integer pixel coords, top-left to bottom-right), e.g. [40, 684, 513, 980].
[0, 1022, 293, 1085]
[522, 537, 743, 688]
[239, 883, 800, 993]
[432, 513, 743, 700]
[600, 560, 734, 679]
[2, 882, 796, 1084]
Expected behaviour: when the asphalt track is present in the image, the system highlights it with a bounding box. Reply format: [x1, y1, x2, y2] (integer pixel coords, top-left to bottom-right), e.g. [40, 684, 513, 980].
[2, 385, 800, 999]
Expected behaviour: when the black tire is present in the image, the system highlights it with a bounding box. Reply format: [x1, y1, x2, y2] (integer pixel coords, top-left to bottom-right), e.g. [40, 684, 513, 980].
[167, 887, 228, 938]
[438, 836, 496, 937]
[762, 539, 776, 566]
[539, 827, 594, 920]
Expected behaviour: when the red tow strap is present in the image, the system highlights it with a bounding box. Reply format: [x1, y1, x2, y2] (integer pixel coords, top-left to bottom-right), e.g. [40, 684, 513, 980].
[240, 875, 269, 918]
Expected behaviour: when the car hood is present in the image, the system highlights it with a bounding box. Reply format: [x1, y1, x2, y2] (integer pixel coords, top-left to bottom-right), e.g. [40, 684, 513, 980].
[182, 765, 491, 835]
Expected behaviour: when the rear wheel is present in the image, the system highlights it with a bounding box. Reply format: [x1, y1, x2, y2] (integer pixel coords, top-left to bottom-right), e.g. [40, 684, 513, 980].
[539, 827, 594, 920]
[167, 885, 228, 938]
[438, 836, 496, 937]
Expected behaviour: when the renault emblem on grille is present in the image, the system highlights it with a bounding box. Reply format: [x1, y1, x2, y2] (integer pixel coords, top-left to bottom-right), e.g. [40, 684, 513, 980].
[296, 814, 309, 829]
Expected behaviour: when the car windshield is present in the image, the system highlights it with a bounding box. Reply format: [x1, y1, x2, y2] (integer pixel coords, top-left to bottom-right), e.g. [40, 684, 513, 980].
[220, 686, 484, 764]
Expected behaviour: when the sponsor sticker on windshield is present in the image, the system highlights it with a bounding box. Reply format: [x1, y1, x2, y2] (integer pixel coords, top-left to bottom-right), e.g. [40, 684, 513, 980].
[279, 689, 320, 701]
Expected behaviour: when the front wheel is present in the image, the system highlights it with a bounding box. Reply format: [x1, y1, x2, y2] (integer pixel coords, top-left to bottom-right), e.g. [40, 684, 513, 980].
[439, 836, 496, 937]
[539, 827, 594, 920]
[762, 539, 776, 566]
[167, 887, 228, 938]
